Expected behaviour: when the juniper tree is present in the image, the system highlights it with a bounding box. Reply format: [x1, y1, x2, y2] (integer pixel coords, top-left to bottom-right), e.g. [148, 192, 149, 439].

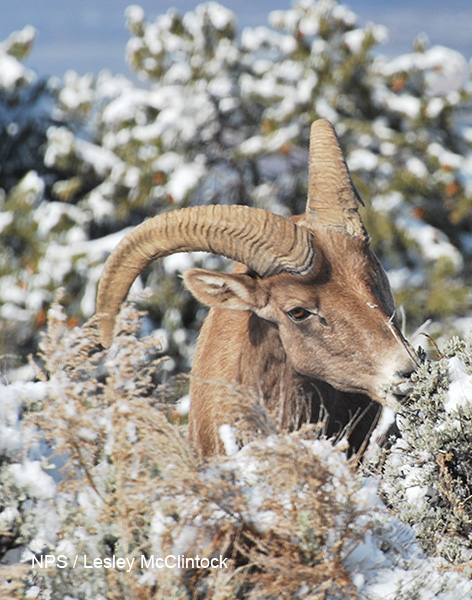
[1, 0, 471, 375]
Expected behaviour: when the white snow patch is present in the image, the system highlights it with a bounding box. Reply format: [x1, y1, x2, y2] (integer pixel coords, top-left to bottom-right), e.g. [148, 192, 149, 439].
[8, 461, 56, 500]
[381, 45, 468, 95]
[445, 356, 472, 413]
[426, 97, 444, 118]
[406, 156, 428, 178]
[0, 211, 14, 232]
[75, 138, 120, 177]
[176, 395, 191, 416]
[396, 212, 463, 269]
[125, 5, 145, 27]
[348, 148, 379, 172]
[34, 201, 87, 237]
[428, 142, 463, 170]
[387, 93, 421, 119]
[239, 123, 300, 156]
[166, 159, 206, 203]
[58, 71, 94, 112]
[219, 424, 239, 456]
[371, 191, 404, 212]
[241, 26, 296, 55]
[14, 171, 45, 205]
[200, 2, 234, 31]
[0, 52, 32, 90]
[162, 252, 209, 274]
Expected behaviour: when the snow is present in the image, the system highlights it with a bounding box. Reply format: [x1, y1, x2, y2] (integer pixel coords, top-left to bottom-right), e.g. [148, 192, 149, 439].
[0, 389, 24, 453]
[406, 156, 428, 178]
[268, 8, 303, 34]
[176, 394, 191, 416]
[218, 424, 239, 456]
[34, 201, 87, 238]
[0, 381, 48, 456]
[343, 28, 368, 54]
[395, 212, 463, 269]
[425, 97, 444, 119]
[166, 158, 206, 203]
[371, 189, 464, 271]
[162, 251, 208, 274]
[125, 4, 145, 27]
[445, 356, 472, 413]
[380, 90, 421, 119]
[82, 187, 115, 223]
[1, 3, 472, 597]
[8, 461, 56, 500]
[387, 267, 425, 292]
[241, 26, 297, 55]
[315, 96, 339, 123]
[164, 62, 192, 85]
[45, 125, 121, 179]
[382, 45, 468, 96]
[0, 52, 32, 91]
[14, 170, 45, 205]
[101, 88, 151, 124]
[428, 142, 463, 170]
[75, 137, 121, 178]
[187, 435, 472, 598]
[348, 148, 379, 172]
[3, 332, 472, 597]
[0, 210, 14, 232]
[343, 25, 387, 54]
[44, 126, 74, 166]
[198, 2, 235, 31]
[59, 71, 95, 112]
[31, 226, 135, 317]
[0, 506, 20, 533]
[238, 123, 300, 156]
[332, 3, 358, 27]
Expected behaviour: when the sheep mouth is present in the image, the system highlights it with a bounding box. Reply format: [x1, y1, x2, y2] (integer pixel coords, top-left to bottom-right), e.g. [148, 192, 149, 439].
[389, 378, 414, 404]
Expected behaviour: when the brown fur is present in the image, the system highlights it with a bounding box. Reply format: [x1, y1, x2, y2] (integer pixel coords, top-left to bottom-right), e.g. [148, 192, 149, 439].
[185, 226, 416, 457]
[95, 120, 417, 458]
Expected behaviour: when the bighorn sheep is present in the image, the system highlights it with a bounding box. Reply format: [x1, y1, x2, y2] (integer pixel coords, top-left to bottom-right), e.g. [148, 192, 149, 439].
[95, 119, 418, 456]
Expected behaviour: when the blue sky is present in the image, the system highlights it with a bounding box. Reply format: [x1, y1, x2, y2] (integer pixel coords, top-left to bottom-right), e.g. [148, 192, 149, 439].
[2, 0, 472, 78]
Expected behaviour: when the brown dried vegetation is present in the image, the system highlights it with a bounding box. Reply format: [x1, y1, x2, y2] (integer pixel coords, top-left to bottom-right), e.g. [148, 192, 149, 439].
[5, 298, 368, 599]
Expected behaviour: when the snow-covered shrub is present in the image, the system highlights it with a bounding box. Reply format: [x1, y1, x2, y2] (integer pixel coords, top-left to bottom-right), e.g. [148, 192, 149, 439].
[0, 26, 56, 192]
[1, 302, 472, 599]
[2, 1, 472, 378]
[376, 334, 472, 568]
[0, 28, 104, 362]
[0, 378, 54, 571]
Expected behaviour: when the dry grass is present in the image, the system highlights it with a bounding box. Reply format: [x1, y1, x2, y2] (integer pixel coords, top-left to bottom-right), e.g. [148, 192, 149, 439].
[6, 298, 366, 599]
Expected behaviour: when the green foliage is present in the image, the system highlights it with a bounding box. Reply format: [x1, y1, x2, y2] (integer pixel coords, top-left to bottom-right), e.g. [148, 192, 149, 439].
[377, 333, 472, 567]
[1, 0, 471, 373]
[0, 28, 64, 193]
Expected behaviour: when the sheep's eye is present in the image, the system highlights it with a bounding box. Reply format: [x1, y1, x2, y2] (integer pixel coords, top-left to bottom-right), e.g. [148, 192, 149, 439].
[286, 307, 311, 322]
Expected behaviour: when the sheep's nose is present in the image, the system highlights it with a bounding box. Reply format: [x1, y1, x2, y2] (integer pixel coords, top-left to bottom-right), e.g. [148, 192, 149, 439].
[390, 371, 415, 402]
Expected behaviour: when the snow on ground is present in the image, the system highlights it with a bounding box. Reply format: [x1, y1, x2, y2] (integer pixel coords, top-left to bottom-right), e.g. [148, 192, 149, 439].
[2, 366, 472, 598]
[445, 355, 472, 413]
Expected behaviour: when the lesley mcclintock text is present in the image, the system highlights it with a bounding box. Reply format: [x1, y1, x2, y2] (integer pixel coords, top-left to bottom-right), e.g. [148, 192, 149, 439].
[31, 554, 229, 571]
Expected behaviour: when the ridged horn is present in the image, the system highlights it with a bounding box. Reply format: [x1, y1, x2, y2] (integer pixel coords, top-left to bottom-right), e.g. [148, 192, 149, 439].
[96, 204, 315, 347]
[305, 119, 367, 239]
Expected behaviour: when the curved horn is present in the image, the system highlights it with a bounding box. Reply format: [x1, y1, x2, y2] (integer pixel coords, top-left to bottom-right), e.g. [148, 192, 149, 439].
[305, 119, 367, 239]
[96, 204, 315, 347]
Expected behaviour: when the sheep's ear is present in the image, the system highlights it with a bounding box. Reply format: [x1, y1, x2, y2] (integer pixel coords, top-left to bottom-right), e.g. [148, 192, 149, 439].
[183, 268, 268, 311]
